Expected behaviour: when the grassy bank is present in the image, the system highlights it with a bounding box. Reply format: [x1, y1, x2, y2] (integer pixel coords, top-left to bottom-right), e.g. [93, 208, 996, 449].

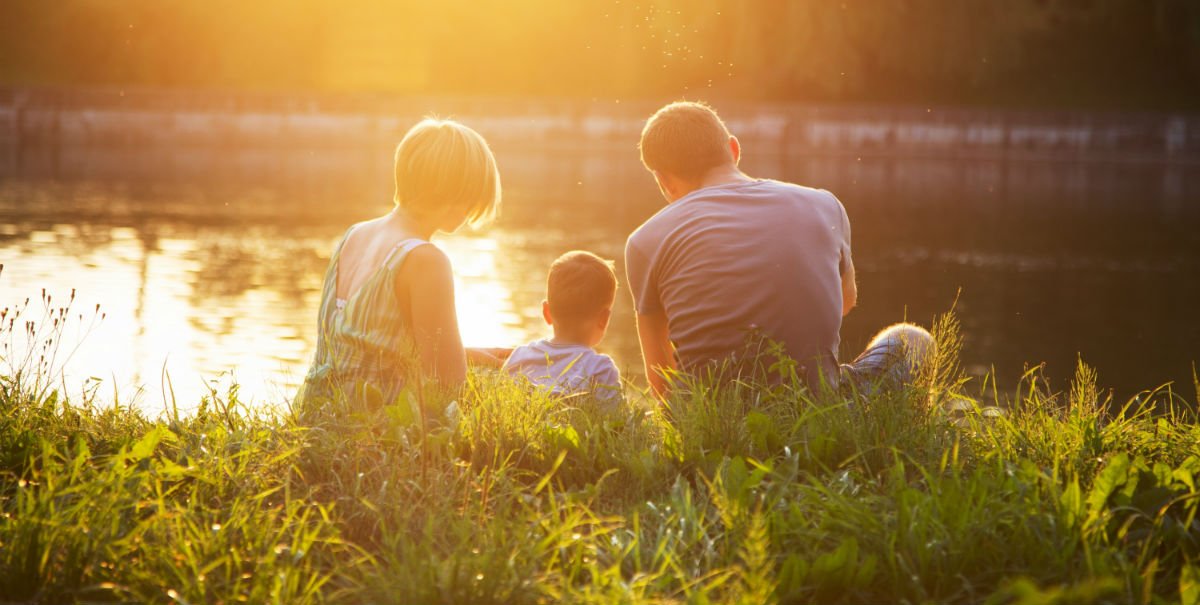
[2, 304, 1200, 604]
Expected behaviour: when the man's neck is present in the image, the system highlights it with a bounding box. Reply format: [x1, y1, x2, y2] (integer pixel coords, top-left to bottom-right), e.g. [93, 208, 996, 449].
[676, 166, 753, 200]
[698, 166, 753, 188]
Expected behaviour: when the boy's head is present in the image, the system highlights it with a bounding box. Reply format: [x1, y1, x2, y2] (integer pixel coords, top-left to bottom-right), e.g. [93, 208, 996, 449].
[543, 251, 618, 347]
[393, 118, 502, 232]
[639, 101, 739, 201]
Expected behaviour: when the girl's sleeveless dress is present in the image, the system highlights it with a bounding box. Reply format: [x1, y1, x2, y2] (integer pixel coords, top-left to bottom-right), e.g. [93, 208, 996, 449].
[297, 228, 430, 409]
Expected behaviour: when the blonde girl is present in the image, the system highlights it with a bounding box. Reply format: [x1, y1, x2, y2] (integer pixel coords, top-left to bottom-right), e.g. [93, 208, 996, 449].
[298, 118, 500, 410]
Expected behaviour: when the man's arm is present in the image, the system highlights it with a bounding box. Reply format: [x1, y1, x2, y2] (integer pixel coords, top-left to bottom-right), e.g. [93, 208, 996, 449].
[835, 193, 857, 317]
[635, 310, 676, 398]
[841, 256, 857, 317]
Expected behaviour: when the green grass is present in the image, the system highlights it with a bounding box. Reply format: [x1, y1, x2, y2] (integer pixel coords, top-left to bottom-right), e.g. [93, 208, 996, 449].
[2, 290, 1200, 604]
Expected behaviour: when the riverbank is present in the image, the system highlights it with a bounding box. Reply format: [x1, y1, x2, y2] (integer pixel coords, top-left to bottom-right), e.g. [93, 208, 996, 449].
[1, 312, 1199, 604]
[2, 87, 1199, 163]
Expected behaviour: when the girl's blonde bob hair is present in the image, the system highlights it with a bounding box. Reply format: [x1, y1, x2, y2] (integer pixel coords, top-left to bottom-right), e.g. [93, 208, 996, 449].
[393, 118, 501, 229]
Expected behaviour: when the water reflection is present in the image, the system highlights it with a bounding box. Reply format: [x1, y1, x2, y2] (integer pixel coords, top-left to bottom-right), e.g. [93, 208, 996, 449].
[1, 145, 1197, 410]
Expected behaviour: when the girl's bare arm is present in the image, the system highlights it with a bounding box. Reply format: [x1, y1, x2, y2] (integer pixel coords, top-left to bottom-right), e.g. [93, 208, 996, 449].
[404, 245, 467, 387]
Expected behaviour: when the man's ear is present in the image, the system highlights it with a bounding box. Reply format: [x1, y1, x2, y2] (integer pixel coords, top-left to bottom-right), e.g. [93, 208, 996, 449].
[729, 135, 741, 165]
[542, 300, 553, 326]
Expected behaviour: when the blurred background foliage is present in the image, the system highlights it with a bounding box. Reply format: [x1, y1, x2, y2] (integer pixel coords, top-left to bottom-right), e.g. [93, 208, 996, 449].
[1, 0, 1198, 110]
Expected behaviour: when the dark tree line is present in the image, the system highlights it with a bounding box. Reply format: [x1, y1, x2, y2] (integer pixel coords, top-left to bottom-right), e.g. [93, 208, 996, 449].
[1, 0, 1198, 110]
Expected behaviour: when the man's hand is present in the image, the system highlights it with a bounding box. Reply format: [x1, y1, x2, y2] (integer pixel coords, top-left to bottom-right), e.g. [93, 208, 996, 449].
[635, 311, 676, 399]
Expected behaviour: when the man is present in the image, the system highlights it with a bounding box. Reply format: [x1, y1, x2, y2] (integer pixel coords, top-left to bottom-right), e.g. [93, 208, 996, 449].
[625, 101, 932, 397]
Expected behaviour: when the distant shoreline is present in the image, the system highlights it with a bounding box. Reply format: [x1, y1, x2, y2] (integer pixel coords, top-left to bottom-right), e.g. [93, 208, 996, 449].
[1, 87, 1198, 163]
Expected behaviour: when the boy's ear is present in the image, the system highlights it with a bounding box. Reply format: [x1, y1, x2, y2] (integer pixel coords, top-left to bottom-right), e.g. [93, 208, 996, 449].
[729, 135, 741, 165]
[542, 300, 553, 326]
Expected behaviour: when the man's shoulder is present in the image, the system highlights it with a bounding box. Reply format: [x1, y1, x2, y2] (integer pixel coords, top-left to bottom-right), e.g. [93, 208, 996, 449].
[686, 179, 841, 208]
[626, 181, 843, 248]
[755, 179, 840, 202]
[626, 204, 681, 253]
[626, 183, 745, 247]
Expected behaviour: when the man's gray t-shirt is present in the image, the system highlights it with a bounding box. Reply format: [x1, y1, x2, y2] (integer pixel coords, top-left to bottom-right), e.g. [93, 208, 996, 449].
[625, 179, 852, 386]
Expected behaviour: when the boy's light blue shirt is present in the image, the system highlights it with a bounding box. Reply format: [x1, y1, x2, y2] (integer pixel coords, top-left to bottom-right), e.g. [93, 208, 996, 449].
[503, 339, 622, 401]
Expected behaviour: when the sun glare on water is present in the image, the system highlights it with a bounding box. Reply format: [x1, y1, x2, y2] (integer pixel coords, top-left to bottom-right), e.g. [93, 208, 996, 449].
[0, 222, 536, 413]
[439, 234, 531, 349]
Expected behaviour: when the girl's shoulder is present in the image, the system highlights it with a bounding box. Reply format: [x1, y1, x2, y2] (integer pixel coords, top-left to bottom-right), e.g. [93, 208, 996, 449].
[390, 241, 450, 288]
[398, 240, 446, 267]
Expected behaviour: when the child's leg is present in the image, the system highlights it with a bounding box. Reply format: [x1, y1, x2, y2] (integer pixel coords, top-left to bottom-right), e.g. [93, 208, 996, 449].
[842, 322, 935, 389]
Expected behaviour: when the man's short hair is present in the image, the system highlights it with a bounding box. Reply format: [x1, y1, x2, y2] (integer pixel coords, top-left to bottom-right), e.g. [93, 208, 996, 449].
[639, 101, 734, 182]
[394, 118, 501, 229]
[547, 251, 618, 325]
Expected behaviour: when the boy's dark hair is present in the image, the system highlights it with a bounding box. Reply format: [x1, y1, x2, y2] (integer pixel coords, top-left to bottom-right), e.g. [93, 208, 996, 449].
[639, 101, 734, 181]
[547, 251, 618, 325]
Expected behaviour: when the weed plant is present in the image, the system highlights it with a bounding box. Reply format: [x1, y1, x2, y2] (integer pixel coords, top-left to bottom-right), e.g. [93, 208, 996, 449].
[1, 278, 1199, 604]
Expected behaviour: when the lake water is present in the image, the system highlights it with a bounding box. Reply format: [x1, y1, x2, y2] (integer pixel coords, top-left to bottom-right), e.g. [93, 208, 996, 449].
[1, 143, 1197, 411]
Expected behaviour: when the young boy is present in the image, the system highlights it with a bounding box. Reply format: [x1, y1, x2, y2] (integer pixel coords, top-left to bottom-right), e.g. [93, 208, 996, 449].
[503, 251, 622, 402]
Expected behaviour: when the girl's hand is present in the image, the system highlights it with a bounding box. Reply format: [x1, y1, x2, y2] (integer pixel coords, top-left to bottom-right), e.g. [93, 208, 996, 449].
[466, 347, 513, 368]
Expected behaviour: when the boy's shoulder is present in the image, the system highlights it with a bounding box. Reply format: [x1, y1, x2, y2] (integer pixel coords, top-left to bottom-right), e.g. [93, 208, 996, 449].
[502, 339, 552, 368]
[504, 339, 597, 365]
[503, 340, 622, 399]
[583, 350, 619, 374]
[504, 340, 616, 373]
